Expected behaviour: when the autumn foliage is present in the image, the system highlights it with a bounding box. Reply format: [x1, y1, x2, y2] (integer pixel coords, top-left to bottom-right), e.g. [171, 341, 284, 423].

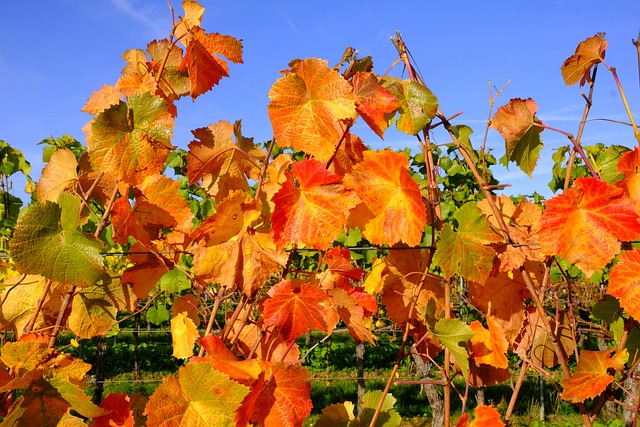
[1, 4, 640, 427]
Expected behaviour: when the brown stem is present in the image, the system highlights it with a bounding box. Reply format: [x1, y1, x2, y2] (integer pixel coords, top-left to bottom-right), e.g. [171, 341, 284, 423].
[604, 63, 640, 143]
[505, 360, 530, 423]
[253, 138, 277, 201]
[117, 290, 162, 325]
[221, 294, 247, 342]
[443, 278, 451, 427]
[325, 122, 353, 170]
[23, 279, 53, 334]
[228, 299, 253, 346]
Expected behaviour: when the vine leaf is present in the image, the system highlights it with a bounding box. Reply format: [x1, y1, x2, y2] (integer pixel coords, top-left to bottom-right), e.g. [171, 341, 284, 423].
[268, 58, 356, 161]
[433, 318, 475, 378]
[236, 362, 312, 427]
[352, 71, 398, 138]
[616, 145, 640, 212]
[88, 92, 175, 185]
[67, 279, 137, 339]
[180, 27, 243, 100]
[193, 334, 261, 385]
[490, 98, 544, 177]
[9, 193, 109, 287]
[383, 77, 438, 135]
[262, 280, 329, 343]
[469, 316, 509, 369]
[0, 275, 65, 338]
[456, 405, 505, 427]
[170, 312, 200, 359]
[94, 392, 135, 427]
[120, 243, 172, 300]
[344, 150, 427, 246]
[468, 273, 530, 344]
[608, 249, 640, 322]
[111, 175, 194, 247]
[192, 191, 287, 297]
[513, 308, 576, 368]
[186, 120, 265, 201]
[432, 202, 501, 284]
[477, 195, 544, 272]
[144, 362, 249, 427]
[315, 390, 401, 427]
[82, 84, 123, 115]
[317, 247, 366, 290]
[271, 159, 360, 250]
[34, 148, 78, 203]
[327, 287, 376, 344]
[561, 33, 607, 86]
[173, 1, 205, 42]
[538, 177, 640, 278]
[560, 349, 628, 403]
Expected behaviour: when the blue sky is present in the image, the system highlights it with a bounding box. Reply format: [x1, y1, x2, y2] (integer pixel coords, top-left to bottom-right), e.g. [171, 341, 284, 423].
[2, 0, 640, 203]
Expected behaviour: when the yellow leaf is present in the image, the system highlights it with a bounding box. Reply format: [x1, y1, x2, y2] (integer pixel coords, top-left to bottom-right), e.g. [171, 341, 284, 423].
[171, 312, 200, 359]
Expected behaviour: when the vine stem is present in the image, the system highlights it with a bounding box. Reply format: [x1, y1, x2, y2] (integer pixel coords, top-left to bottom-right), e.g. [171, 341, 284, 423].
[325, 122, 354, 170]
[47, 183, 119, 349]
[197, 285, 226, 357]
[603, 62, 640, 143]
[23, 279, 53, 335]
[505, 360, 529, 423]
[535, 122, 599, 179]
[563, 63, 598, 191]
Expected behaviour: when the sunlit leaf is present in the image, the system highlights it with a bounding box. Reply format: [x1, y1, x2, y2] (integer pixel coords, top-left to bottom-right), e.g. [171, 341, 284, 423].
[561, 33, 607, 86]
[560, 349, 628, 403]
[170, 312, 199, 359]
[434, 318, 475, 378]
[345, 150, 426, 246]
[432, 202, 501, 283]
[88, 92, 175, 185]
[539, 177, 640, 278]
[271, 159, 360, 250]
[94, 392, 135, 427]
[9, 194, 109, 287]
[491, 98, 544, 177]
[145, 362, 249, 427]
[262, 280, 329, 343]
[608, 248, 640, 322]
[383, 77, 438, 135]
[34, 148, 78, 203]
[456, 405, 505, 427]
[352, 71, 398, 138]
[268, 58, 356, 161]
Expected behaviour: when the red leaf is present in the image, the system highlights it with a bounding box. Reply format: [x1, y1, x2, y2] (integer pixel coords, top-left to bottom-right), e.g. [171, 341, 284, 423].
[94, 393, 134, 427]
[262, 280, 329, 343]
[271, 159, 360, 250]
[353, 72, 398, 138]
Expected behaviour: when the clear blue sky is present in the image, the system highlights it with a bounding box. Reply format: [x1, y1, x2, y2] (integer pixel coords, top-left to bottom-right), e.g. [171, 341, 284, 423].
[2, 0, 640, 203]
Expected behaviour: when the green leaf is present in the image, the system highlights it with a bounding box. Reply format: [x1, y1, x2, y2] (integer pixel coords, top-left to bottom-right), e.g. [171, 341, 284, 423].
[9, 196, 109, 287]
[384, 78, 438, 135]
[592, 295, 622, 324]
[360, 390, 402, 427]
[433, 318, 475, 378]
[451, 125, 478, 164]
[159, 268, 191, 294]
[432, 202, 501, 283]
[148, 304, 171, 326]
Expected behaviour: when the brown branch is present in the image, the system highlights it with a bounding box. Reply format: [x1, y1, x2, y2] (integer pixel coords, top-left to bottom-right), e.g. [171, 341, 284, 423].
[197, 285, 227, 357]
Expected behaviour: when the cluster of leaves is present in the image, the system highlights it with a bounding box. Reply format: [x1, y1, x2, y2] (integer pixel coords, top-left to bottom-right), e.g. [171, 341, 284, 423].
[1, 3, 640, 426]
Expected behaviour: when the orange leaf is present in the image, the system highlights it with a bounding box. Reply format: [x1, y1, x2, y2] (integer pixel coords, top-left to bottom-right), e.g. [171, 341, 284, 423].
[353, 71, 398, 138]
[345, 150, 426, 246]
[35, 149, 78, 203]
[268, 58, 356, 161]
[94, 393, 134, 427]
[316, 247, 366, 290]
[121, 243, 172, 299]
[327, 288, 376, 344]
[192, 191, 287, 297]
[193, 335, 261, 385]
[469, 316, 509, 369]
[236, 362, 312, 427]
[468, 273, 530, 344]
[490, 98, 543, 177]
[456, 405, 505, 427]
[82, 84, 122, 115]
[561, 33, 607, 86]
[560, 349, 628, 403]
[181, 27, 243, 99]
[88, 92, 174, 185]
[232, 322, 301, 363]
[271, 159, 360, 250]
[186, 120, 264, 201]
[608, 249, 640, 322]
[262, 280, 329, 343]
[538, 177, 640, 278]
[616, 146, 640, 214]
